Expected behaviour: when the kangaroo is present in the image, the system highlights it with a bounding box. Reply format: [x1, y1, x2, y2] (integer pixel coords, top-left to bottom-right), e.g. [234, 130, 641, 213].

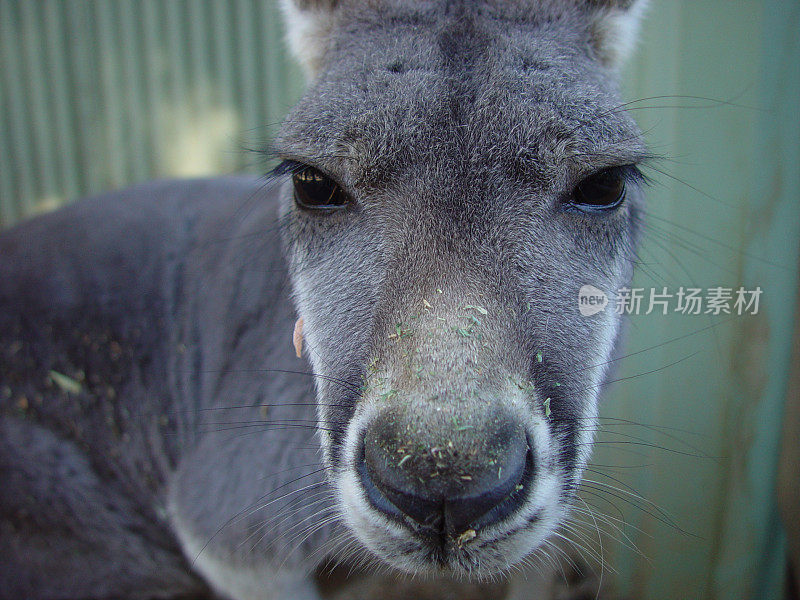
[0, 1, 649, 598]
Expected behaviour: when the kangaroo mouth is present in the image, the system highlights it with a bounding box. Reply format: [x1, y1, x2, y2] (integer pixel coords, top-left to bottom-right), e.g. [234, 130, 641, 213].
[356, 437, 536, 551]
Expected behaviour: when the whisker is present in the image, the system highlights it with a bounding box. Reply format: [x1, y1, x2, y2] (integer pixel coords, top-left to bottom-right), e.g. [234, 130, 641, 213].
[565, 317, 736, 378]
[191, 467, 330, 564]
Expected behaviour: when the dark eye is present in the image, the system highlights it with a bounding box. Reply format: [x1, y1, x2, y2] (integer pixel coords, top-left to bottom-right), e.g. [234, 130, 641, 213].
[292, 166, 350, 211]
[569, 167, 627, 210]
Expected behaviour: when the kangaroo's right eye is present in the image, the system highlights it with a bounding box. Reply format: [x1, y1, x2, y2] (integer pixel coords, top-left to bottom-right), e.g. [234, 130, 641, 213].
[291, 167, 350, 211]
[567, 166, 632, 212]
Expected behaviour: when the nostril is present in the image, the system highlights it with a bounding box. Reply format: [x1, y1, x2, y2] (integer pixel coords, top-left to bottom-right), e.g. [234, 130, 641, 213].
[444, 439, 532, 533]
[359, 429, 534, 537]
[359, 452, 445, 530]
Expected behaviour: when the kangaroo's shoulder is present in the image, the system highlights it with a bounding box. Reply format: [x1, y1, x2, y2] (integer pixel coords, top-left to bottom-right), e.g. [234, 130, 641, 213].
[0, 176, 278, 313]
[0, 174, 289, 458]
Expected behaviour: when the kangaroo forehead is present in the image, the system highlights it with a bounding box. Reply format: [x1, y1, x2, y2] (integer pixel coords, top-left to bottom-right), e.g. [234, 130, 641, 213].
[333, 0, 609, 32]
[278, 8, 643, 182]
[326, 3, 604, 96]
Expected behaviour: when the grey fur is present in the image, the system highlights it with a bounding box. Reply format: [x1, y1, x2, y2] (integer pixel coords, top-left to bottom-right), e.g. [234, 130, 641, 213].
[0, 1, 646, 598]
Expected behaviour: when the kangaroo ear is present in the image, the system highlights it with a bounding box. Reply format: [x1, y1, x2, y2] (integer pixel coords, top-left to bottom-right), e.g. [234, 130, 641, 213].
[280, 0, 339, 79]
[583, 0, 648, 70]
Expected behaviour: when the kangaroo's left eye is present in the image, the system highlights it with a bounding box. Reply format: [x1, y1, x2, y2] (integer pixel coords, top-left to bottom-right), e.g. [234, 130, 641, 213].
[291, 166, 350, 211]
[569, 167, 628, 210]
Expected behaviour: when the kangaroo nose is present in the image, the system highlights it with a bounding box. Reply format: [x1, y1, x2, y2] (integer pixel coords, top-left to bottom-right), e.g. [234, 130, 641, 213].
[360, 412, 532, 538]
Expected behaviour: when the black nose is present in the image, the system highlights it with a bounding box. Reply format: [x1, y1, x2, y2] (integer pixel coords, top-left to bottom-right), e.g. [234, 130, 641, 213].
[360, 413, 532, 539]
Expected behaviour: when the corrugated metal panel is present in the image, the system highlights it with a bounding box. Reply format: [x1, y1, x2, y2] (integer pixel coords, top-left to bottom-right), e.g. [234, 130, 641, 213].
[0, 0, 304, 227]
[1, 2, 799, 599]
[602, 1, 800, 598]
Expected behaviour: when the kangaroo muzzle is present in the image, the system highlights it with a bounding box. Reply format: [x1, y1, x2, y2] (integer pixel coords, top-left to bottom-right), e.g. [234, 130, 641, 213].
[329, 292, 566, 575]
[360, 402, 533, 542]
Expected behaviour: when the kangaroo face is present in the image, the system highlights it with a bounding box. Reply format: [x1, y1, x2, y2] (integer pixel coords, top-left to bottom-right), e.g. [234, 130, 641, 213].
[277, 0, 646, 577]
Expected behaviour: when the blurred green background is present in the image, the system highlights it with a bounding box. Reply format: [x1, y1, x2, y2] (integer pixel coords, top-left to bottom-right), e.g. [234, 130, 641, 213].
[1, 1, 799, 599]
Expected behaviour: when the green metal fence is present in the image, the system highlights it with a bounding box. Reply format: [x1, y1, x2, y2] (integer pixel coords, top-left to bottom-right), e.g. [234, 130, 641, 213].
[609, 2, 800, 598]
[1, 1, 799, 599]
[0, 0, 304, 226]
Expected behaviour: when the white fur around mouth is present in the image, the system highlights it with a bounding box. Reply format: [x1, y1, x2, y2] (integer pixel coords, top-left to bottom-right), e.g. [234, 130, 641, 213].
[331, 402, 567, 577]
